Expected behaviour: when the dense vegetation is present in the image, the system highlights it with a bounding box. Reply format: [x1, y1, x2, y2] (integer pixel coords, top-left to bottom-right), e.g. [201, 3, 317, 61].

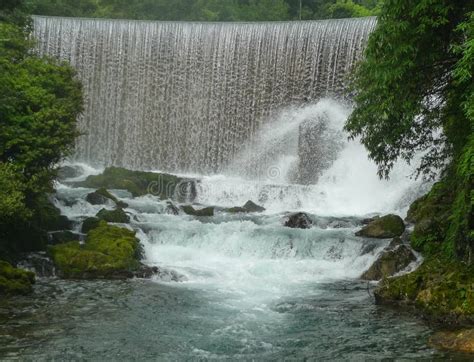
[28, 0, 382, 21]
[346, 0, 473, 264]
[0, 1, 83, 260]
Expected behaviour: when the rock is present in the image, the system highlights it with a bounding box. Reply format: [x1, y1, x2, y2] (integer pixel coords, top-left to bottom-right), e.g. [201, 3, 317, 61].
[57, 165, 82, 180]
[361, 245, 416, 281]
[374, 257, 474, 325]
[0, 260, 35, 295]
[387, 237, 403, 250]
[96, 208, 130, 223]
[76, 166, 183, 199]
[165, 201, 180, 215]
[284, 212, 312, 229]
[81, 217, 101, 234]
[243, 200, 265, 212]
[17, 252, 56, 278]
[361, 216, 379, 225]
[48, 230, 81, 245]
[430, 329, 474, 353]
[355, 214, 405, 238]
[181, 205, 214, 217]
[50, 222, 143, 279]
[86, 187, 128, 208]
[226, 200, 265, 213]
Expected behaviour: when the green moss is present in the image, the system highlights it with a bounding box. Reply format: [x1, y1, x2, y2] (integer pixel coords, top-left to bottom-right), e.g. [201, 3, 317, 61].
[96, 208, 130, 223]
[77, 167, 182, 199]
[356, 214, 405, 238]
[0, 260, 35, 295]
[50, 221, 142, 279]
[375, 256, 474, 325]
[181, 205, 214, 217]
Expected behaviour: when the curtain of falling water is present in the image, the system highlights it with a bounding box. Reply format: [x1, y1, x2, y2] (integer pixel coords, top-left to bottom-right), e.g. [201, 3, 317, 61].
[33, 16, 376, 174]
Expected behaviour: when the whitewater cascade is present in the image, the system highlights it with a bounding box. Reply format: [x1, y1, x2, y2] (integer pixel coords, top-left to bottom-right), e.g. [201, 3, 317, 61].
[33, 16, 376, 174]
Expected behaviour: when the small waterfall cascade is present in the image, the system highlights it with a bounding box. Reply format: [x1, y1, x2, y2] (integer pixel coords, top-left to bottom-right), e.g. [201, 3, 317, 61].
[33, 16, 376, 174]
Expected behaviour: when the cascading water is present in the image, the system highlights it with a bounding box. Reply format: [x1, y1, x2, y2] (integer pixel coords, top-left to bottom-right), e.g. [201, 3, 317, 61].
[33, 16, 376, 174]
[1, 16, 447, 361]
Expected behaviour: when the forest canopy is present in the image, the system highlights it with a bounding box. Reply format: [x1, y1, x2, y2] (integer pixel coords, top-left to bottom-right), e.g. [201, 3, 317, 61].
[27, 0, 382, 21]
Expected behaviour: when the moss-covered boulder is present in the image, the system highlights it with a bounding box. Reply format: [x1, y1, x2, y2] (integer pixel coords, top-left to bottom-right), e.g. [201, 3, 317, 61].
[77, 167, 182, 199]
[181, 205, 214, 217]
[0, 261, 35, 295]
[355, 214, 405, 238]
[96, 208, 130, 223]
[361, 244, 416, 280]
[81, 217, 101, 234]
[86, 187, 128, 208]
[49, 230, 81, 245]
[50, 222, 143, 279]
[374, 257, 474, 325]
[430, 329, 474, 353]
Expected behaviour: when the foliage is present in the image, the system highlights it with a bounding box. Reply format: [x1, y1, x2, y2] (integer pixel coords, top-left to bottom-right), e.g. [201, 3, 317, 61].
[28, 0, 382, 21]
[346, 0, 472, 179]
[0, 260, 35, 295]
[0, 163, 30, 224]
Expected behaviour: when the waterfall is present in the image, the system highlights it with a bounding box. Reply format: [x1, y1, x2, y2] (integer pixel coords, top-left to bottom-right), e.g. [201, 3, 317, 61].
[33, 16, 376, 174]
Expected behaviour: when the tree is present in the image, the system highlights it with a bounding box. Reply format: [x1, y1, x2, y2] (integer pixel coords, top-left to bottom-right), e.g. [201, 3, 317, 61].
[345, 0, 473, 262]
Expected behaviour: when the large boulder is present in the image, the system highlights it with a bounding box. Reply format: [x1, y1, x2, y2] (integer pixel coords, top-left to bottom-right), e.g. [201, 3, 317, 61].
[361, 244, 416, 280]
[355, 214, 405, 238]
[181, 205, 214, 217]
[86, 187, 128, 208]
[50, 222, 147, 279]
[0, 261, 35, 295]
[284, 212, 312, 229]
[430, 329, 474, 353]
[374, 257, 474, 325]
[96, 208, 130, 223]
[76, 167, 182, 199]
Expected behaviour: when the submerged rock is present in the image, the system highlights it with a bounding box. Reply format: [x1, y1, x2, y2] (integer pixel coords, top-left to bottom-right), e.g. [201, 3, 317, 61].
[374, 257, 474, 325]
[0, 261, 35, 295]
[81, 217, 101, 234]
[96, 208, 130, 224]
[226, 200, 266, 213]
[284, 212, 312, 229]
[181, 205, 214, 217]
[50, 222, 145, 279]
[165, 201, 180, 215]
[86, 187, 128, 208]
[361, 244, 416, 281]
[76, 166, 182, 199]
[430, 329, 474, 353]
[355, 214, 405, 238]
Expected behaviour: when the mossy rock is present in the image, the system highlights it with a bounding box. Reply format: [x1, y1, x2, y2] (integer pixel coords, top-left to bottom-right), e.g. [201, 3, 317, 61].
[355, 214, 405, 239]
[50, 222, 142, 279]
[361, 245, 416, 281]
[181, 205, 214, 217]
[374, 256, 474, 325]
[430, 329, 474, 353]
[96, 208, 130, 223]
[86, 187, 128, 208]
[0, 261, 35, 295]
[77, 167, 182, 199]
[81, 217, 101, 234]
